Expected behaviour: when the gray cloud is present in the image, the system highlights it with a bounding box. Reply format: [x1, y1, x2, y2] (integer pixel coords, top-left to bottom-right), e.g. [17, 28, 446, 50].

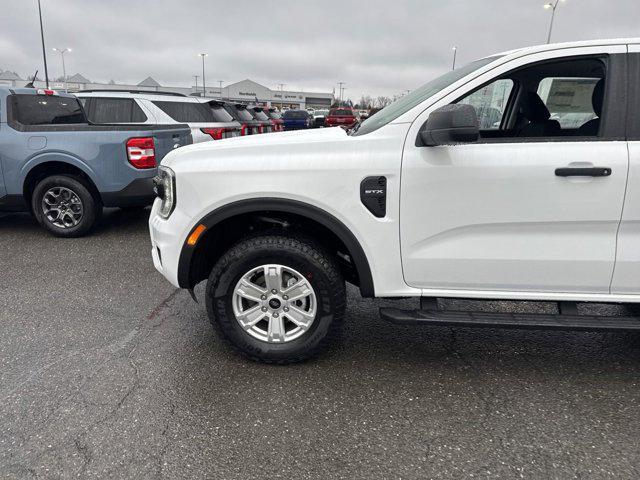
[3, 0, 639, 98]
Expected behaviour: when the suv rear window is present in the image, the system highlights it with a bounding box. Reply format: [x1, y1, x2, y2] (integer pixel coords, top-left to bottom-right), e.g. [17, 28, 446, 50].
[10, 94, 86, 125]
[209, 104, 234, 122]
[283, 110, 308, 119]
[330, 109, 353, 116]
[86, 97, 147, 123]
[152, 101, 215, 122]
[251, 110, 269, 121]
[224, 104, 255, 122]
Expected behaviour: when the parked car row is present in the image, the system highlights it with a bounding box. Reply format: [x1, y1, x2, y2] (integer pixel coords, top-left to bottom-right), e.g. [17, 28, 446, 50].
[76, 90, 284, 143]
[279, 107, 361, 131]
[0, 87, 360, 237]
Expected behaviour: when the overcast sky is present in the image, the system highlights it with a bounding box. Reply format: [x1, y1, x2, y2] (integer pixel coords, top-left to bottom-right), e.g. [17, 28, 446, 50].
[3, 0, 639, 98]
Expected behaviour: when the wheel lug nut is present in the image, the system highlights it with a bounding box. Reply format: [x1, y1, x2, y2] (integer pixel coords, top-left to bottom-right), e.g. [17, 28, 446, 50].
[271, 289, 277, 294]
[283, 295, 288, 300]
[273, 312, 279, 318]
[283, 307, 289, 312]
[261, 295, 267, 300]
[261, 307, 268, 312]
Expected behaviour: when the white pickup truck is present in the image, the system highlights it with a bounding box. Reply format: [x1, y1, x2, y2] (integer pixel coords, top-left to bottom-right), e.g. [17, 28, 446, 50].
[149, 38, 640, 363]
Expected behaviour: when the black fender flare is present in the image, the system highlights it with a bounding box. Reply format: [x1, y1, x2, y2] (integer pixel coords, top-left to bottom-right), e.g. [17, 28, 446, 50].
[177, 198, 375, 297]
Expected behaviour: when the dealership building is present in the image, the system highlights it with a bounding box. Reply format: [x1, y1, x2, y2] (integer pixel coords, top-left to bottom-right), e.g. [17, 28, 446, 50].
[0, 70, 333, 109]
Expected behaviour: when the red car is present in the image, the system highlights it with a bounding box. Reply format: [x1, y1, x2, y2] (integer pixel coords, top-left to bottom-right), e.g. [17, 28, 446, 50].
[264, 108, 284, 132]
[325, 107, 359, 128]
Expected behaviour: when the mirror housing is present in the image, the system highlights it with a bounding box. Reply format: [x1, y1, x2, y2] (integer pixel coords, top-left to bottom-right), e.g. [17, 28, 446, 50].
[418, 104, 480, 147]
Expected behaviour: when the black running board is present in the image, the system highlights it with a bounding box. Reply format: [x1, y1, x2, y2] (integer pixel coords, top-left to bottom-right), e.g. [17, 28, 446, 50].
[379, 308, 640, 331]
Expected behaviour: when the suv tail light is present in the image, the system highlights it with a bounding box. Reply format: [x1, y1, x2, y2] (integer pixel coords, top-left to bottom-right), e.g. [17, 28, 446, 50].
[240, 124, 248, 136]
[126, 137, 156, 169]
[201, 127, 235, 140]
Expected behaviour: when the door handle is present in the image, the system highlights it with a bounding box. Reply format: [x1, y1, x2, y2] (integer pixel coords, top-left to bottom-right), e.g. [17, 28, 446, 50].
[555, 167, 612, 177]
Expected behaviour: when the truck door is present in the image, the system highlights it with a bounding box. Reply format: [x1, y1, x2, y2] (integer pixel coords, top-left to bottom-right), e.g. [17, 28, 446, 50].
[400, 45, 628, 295]
[611, 48, 640, 294]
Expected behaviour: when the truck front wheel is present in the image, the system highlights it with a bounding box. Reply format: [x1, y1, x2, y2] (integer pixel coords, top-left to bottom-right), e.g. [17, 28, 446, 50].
[205, 234, 346, 364]
[32, 175, 100, 237]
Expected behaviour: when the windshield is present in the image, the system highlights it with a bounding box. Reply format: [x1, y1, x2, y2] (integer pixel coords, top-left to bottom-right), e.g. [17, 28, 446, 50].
[353, 56, 501, 136]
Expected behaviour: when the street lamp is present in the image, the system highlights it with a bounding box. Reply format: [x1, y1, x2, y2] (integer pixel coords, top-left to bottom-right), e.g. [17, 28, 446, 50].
[198, 53, 207, 97]
[337, 82, 346, 105]
[52, 47, 71, 92]
[277, 83, 285, 110]
[451, 46, 458, 70]
[37, 0, 50, 87]
[543, 0, 565, 44]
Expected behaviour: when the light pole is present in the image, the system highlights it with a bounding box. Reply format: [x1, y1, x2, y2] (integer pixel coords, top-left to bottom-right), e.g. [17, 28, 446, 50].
[199, 53, 207, 97]
[52, 47, 71, 92]
[544, 0, 565, 44]
[277, 83, 285, 110]
[451, 46, 458, 70]
[337, 82, 346, 105]
[37, 0, 50, 87]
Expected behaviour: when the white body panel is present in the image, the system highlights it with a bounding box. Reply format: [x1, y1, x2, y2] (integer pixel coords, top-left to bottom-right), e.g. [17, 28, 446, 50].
[610, 43, 640, 293]
[149, 38, 640, 302]
[401, 141, 628, 293]
[151, 125, 417, 296]
[611, 142, 640, 293]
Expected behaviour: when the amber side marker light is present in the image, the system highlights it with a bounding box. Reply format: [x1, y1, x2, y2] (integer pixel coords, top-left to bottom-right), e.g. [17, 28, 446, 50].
[187, 224, 207, 246]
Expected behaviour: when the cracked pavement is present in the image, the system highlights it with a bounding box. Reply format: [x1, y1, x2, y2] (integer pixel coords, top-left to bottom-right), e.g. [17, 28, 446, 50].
[1, 209, 640, 479]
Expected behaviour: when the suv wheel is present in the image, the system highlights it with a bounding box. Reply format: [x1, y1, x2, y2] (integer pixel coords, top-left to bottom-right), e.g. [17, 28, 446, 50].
[206, 234, 346, 364]
[32, 175, 100, 237]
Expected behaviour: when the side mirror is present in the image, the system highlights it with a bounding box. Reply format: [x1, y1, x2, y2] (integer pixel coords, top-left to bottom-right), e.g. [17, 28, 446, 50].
[418, 104, 480, 147]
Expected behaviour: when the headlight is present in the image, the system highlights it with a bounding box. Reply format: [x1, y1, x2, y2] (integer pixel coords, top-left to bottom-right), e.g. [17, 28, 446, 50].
[153, 166, 176, 219]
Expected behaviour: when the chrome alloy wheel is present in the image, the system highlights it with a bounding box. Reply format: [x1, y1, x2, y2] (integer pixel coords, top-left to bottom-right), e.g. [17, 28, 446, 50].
[232, 264, 317, 343]
[41, 186, 84, 229]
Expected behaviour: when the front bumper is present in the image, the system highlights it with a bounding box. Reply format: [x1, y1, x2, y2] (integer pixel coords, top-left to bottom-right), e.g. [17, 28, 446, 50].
[149, 200, 191, 288]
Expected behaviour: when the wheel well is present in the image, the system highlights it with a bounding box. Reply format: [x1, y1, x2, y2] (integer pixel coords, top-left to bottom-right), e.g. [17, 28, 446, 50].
[23, 162, 102, 206]
[187, 210, 372, 295]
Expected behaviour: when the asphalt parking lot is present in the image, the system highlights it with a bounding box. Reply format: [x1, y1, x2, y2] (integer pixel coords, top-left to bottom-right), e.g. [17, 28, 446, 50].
[1, 209, 640, 479]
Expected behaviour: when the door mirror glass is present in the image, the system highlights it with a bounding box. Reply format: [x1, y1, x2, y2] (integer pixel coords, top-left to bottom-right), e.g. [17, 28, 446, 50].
[419, 104, 480, 147]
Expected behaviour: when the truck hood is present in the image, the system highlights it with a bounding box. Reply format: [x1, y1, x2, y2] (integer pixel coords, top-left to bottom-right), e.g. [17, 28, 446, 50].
[161, 126, 349, 169]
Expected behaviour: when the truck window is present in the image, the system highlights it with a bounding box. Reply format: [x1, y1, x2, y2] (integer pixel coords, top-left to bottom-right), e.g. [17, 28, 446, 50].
[536, 77, 601, 129]
[458, 79, 514, 130]
[152, 101, 215, 123]
[87, 98, 147, 123]
[10, 94, 86, 125]
[455, 56, 607, 139]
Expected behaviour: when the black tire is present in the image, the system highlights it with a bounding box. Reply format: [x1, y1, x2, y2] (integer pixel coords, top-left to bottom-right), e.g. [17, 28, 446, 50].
[32, 175, 100, 237]
[205, 234, 346, 364]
